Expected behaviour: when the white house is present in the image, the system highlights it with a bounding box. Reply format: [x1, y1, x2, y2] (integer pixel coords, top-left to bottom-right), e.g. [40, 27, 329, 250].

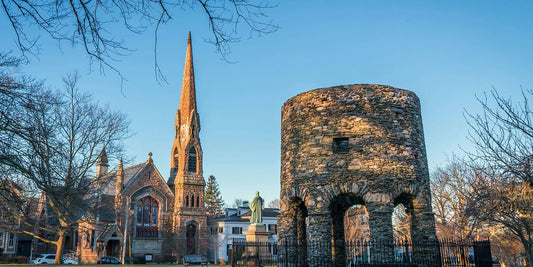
[208, 203, 279, 263]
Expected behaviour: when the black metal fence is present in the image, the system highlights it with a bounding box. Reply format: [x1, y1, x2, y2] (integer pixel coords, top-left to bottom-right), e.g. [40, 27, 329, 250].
[230, 239, 492, 267]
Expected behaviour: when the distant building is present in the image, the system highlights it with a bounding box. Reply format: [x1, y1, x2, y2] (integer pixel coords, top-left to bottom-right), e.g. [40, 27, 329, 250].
[208, 203, 279, 263]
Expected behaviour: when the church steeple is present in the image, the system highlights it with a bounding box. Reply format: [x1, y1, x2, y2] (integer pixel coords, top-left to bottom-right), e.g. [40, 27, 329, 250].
[169, 32, 203, 184]
[179, 31, 197, 118]
[169, 32, 208, 260]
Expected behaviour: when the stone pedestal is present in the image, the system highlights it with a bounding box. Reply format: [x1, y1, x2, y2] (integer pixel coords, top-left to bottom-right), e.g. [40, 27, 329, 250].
[240, 224, 272, 265]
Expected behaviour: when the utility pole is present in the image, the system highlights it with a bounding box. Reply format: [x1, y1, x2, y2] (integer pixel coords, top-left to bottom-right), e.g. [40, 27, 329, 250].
[122, 198, 129, 265]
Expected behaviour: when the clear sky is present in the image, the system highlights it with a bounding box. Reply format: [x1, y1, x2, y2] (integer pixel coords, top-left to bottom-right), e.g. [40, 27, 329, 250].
[1, 1, 532, 206]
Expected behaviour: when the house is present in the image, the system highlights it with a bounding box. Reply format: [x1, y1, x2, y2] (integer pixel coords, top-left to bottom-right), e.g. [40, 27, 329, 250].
[208, 203, 279, 263]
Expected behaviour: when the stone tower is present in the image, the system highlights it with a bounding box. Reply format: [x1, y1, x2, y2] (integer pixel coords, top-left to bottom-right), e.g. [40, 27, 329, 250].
[278, 84, 438, 266]
[169, 32, 208, 259]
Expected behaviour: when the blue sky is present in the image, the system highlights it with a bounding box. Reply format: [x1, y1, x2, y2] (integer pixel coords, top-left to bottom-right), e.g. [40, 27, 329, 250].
[1, 1, 532, 206]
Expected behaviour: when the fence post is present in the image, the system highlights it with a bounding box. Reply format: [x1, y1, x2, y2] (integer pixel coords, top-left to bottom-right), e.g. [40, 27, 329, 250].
[284, 239, 288, 266]
[474, 240, 492, 267]
[231, 239, 235, 267]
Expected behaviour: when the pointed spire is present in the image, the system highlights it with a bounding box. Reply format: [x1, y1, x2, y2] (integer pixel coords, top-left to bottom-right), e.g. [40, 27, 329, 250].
[116, 158, 124, 195]
[97, 146, 109, 166]
[118, 158, 123, 172]
[96, 146, 109, 177]
[179, 31, 197, 118]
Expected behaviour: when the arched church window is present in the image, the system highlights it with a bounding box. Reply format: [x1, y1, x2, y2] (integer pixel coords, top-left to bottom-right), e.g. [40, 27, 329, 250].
[191, 194, 195, 207]
[185, 195, 189, 207]
[136, 196, 158, 238]
[173, 148, 179, 168]
[188, 147, 197, 174]
[196, 196, 200, 207]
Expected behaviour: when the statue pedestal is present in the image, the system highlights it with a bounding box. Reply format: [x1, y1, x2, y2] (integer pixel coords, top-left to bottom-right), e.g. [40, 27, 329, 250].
[240, 224, 272, 265]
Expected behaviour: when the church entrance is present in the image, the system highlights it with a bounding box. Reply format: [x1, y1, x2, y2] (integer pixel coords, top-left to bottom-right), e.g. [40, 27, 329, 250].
[106, 240, 121, 257]
[186, 223, 197, 254]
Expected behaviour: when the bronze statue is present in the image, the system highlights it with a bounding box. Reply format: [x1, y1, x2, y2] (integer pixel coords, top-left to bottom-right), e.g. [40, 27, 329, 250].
[249, 191, 263, 225]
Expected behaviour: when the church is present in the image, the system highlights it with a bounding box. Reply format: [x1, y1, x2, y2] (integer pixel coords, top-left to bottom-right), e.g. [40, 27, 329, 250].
[62, 32, 208, 264]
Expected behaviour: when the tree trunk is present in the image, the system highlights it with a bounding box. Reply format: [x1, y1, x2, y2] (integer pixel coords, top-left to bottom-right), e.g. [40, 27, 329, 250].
[53, 230, 66, 264]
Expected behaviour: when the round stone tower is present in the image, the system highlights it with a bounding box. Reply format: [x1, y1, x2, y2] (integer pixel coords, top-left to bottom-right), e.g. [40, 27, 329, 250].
[279, 84, 438, 266]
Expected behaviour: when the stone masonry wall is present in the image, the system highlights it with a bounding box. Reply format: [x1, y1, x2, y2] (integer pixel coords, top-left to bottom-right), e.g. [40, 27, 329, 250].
[279, 84, 438, 266]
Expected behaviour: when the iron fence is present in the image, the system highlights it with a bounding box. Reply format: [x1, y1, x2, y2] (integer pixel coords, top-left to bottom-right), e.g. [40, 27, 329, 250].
[230, 239, 492, 267]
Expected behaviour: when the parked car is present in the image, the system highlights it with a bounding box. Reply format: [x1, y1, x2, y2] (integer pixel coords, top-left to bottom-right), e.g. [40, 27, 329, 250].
[29, 254, 42, 264]
[34, 254, 56, 264]
[184, 254, 209, 266]
[97, 257, 121, 264]
[62, 252, 78, 265]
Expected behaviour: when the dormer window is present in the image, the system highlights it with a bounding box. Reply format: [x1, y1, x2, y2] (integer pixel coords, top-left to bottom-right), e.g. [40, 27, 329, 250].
[188, 147, 197, 173]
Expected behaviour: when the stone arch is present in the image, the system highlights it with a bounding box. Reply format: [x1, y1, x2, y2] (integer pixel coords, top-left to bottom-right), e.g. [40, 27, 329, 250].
[131, 186, 168, 211]
[329, 193, 366, 266]
[185, 220, 200, 255]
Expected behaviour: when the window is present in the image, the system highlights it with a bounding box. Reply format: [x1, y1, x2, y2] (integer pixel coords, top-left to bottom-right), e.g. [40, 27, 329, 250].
[219, 227, 223, 233]
[333, 137, 349, 153]
[267, 224, 277, 234]
[90, 230, 95, 248]
[185, 195, 189, 207]
[191, 194, 195, 207]
[136, 196, 158, 238]
[173, 148, 179, 167]
[188, 147, 197, 173]
[232, 227, 243, 234]
[0, 232, 4, 247]
[8, 233, 13, 247]
[196, 196, 200, 207]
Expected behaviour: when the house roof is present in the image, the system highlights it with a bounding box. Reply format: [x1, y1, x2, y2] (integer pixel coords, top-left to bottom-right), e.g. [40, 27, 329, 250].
[212, 208, 280, 223]
[100, 163, 145, 195]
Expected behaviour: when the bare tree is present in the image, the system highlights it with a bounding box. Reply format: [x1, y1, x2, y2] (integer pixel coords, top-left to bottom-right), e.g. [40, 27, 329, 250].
[465, 89, 533, 265]
[267, 198, 279, 209]
[392, 204, 411, 241]
[0, 69, 130, 263]
[467, 169, 532, 265]
[1, 0, 279, 78]
[431, 157, 482, 240]
[466, 89, 533, 185]
[231, 198, 246, 208]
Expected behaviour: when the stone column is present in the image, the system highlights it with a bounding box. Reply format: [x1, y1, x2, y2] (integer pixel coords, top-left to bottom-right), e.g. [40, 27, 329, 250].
[367, 202, 394, 264]
[306, 212, 332, 267]
[277, 214, 297, 267]
[411, 203, 440, 265]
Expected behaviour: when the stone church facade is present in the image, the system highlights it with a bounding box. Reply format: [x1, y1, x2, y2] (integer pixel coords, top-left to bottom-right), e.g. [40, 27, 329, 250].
[48, 33, 208, 264]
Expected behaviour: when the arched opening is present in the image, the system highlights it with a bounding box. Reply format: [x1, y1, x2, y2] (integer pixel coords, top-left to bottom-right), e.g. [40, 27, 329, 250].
[196, 196, 200, 207]
[185, 195, 189, 207]
[191, 194, 195, 207]
[393, 193, 413, 242]
[106, 240, 121, 257]
[188, 147, 197, 174]
[186, 222, 198, 255]
[64, 236, 72, 251]
[173, 148, 179, 168]
[329, 194, 365, 267]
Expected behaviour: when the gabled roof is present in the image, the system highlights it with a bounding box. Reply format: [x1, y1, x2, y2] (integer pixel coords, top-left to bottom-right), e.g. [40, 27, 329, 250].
[99, 163, 145, 195]
[122, 159, 174, 198]
[97, 223, 123, 242]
